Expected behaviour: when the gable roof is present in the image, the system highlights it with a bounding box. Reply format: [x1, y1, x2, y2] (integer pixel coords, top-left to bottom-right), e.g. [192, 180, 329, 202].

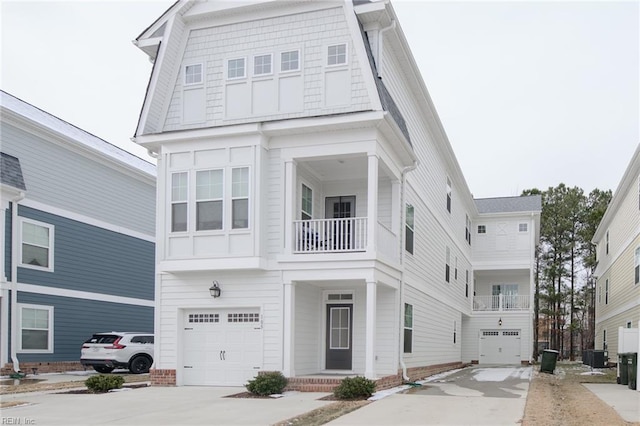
[474, 195, 542, 214]
[0, 91, 155, 178]
[0, 152, 26, 191]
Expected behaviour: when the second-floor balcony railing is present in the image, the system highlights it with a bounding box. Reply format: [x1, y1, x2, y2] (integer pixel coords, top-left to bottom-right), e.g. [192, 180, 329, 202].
[473, 294, 530, 312]
[294, 217, 367, 253]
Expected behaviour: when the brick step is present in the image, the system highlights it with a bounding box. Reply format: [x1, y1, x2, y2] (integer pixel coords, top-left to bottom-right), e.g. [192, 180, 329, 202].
[286, 378, 343, 393]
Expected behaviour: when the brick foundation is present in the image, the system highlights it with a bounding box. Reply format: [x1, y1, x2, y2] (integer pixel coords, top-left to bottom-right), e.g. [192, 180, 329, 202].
[1, 361, 85, 376]
[150, 368, 176, 386]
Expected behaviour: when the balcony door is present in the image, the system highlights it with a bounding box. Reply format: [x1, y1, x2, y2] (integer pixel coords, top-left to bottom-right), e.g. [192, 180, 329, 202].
[325, 196, 355, 250]
[492, 284, 518, 309]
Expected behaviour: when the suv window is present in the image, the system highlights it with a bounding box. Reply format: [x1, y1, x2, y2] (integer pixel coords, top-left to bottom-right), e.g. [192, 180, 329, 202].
[130, 335, 154, 344]
[84, 334, 119, 344]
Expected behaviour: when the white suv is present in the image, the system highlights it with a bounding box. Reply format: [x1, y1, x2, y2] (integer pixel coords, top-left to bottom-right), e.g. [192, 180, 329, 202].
[81, 332, 154, 374]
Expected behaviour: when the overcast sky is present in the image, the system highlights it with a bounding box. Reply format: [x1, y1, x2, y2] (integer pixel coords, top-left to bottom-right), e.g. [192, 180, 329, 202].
[2, 0, 638, 198]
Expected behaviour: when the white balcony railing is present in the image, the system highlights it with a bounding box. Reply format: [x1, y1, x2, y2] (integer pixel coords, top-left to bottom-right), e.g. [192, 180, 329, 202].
[473, 294, 530, 311]
[294, 217, 367, 253]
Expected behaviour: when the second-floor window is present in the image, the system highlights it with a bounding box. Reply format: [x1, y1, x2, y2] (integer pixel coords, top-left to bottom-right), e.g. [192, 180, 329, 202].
[465, 270, 469, 298]
[196, 170, 223, 231]
[405, 204, 414, 254]
[20, 219, 54, 271]
[232, 168, 249, 229]
[605, 279, 609, 304]
[606, 230, 609, 255]
[171, 172, 188, 232]
[301, 184, 313, 220]
[465, 214, 471, 244]
[446, 177, 452, 213]
[635, 247, 639, 285]
[445, 246, 451, 283]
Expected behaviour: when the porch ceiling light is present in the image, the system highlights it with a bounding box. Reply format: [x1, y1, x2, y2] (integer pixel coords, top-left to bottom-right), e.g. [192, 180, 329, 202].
[498, 318, 503, 326]
[209, 281, 221, 298]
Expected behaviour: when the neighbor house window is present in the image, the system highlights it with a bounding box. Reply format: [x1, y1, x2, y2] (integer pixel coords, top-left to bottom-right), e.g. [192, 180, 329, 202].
[404, 303, 413, 353]
[327, 44, 347, 66]
[453, 321, 457, 344]
[227, 58, 246, 79]
[465, 270, 469, 298]
[301, 184, 313, 220]
[196, 169, 223, 231]
[171, 172, 188, 232]
[465, 214, 471, 244]
[598, 285, 602, 304]
[232, 167, 249, 229]
[445, 246, 451, 283]
[606, 230, 609, 255]
[605, 279, 609, 304]
[519, 223, 528, 232]
[627, 321, 633, 328]
[184, 64, 203, 85]
[446, 177, 452, 213]
[603, 329, 607, 350]
[281, 50, 300, 72]
[253, 54, 272, 76]
[455, 257, 458, 280]
[477, 225, 486, 234]
[635, 247, 639, 284]
[405, 204, 414, 254]
[18, 304, 53, 353]
[20, 219, 54, 270]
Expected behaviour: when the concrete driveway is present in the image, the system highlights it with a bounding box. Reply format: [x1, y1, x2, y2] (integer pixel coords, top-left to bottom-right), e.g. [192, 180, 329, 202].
[328, 366, 531, 425]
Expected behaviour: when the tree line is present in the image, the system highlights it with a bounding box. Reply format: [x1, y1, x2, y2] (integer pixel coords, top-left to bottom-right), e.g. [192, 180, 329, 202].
[522, 184, 612, 360]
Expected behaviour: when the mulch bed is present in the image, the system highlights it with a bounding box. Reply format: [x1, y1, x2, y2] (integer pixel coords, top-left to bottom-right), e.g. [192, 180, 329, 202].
[57, 383, 149, 394]
[224, 391, 273, 399]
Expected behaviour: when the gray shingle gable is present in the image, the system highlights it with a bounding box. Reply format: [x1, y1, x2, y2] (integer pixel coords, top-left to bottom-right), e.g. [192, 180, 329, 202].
[474, 195, 542, 214]
[0, 152, 26, 191]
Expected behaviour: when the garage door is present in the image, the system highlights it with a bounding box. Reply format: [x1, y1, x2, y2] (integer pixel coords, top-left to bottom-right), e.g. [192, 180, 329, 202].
[182, 309, 263, 386]
[479, 330, 521, 364]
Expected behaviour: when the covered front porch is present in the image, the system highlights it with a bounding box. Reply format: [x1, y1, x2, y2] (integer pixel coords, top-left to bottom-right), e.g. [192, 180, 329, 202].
[281, 272, 401, 382]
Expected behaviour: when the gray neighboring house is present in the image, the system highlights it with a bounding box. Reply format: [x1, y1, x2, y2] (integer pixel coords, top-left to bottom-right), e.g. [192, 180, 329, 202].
[0, 91, 156, 374]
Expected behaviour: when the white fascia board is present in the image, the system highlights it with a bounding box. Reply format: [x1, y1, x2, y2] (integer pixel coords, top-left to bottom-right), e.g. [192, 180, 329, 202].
[134, 123, 262, 147]
[159, 257, 267, 272]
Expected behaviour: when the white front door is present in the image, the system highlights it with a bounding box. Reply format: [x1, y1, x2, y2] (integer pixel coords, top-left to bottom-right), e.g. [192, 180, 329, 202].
[182, 309, 263, 386]
[479, 329, 521, 364]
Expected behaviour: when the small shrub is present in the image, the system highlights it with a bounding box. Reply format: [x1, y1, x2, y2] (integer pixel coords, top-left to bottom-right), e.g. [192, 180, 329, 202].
[85, 374, 125, 393]
[246, 371, 288, 396]
[333, 376, 376, 400]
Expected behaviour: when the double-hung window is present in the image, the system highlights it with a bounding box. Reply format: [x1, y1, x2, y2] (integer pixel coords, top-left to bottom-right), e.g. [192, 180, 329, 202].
[19, 304, 53, 353]
[605, 279, 609, 304]
[20, 219, 54, 271]
[446, 177, 452, 213]
[171, 172, 188, 232]
[232, 167, 249, 229]
[465, 270, 469, 298]
[196, 170, 223, 231]
[635, 247, 639, 285]
[465, 214, 471, 244]
[445, 246, 451, 283]
[405, 204, 414, 254]
[301, 184, 313, 220]
[404, 303, 413, 353]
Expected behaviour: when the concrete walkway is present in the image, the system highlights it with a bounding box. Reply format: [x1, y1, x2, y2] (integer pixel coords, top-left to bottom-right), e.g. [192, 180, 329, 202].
[584, 383, 640, 423]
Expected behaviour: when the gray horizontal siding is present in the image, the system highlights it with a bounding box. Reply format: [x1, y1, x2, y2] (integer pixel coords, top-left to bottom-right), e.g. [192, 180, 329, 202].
[4, 204, 12, 281]
[1, 122, 155, 236]
[15, 292, 153, 363]
[18, 205, 154, 300]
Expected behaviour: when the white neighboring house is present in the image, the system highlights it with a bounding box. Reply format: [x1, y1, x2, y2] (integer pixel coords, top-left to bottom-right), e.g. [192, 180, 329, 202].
[592, 144, 640, 364]
[133, 0, 540, 389]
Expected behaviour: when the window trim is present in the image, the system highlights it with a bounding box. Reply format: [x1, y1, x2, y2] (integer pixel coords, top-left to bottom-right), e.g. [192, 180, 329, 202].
[226, 57, 247, 80]
[326, 43, 348, 67]
[184, 63, 204, 86]
[252, 53, 273, 77]
[17, 303, 54, 353]
[19, 218, 54, 272]
[280, 49, 301, 73]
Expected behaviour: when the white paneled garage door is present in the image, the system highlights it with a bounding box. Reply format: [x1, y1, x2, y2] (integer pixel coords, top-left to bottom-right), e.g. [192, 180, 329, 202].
[182, 308, 263, 386]
[479, 329, 521, 364]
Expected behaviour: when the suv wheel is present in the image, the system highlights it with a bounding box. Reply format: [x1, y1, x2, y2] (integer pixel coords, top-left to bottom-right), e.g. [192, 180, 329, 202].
[129, 355, 152, 374]
[93, 366, 115, 374]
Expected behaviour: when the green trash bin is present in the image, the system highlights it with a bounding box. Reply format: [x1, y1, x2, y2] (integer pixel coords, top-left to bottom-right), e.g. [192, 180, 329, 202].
[628, 353, 637, 391]
[618, 353, 629, 385]
[540, 349, 559, 374]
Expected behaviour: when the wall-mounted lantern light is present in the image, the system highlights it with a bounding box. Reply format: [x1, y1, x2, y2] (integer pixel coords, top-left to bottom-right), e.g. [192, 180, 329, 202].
[209, 281, 221, 298]
[498, 318, 503, 326]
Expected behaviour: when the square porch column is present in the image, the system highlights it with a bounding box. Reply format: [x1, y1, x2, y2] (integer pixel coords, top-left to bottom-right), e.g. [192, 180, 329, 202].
[366, 155, 379, 253]
[365, 280, 377, 379]
[284, 160, 296, 255]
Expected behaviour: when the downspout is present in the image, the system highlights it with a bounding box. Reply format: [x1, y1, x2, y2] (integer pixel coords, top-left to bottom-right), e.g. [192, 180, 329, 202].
[399, 160, 418, 381]
[376, 20, 396, 78]
[10, 192, 25, 373]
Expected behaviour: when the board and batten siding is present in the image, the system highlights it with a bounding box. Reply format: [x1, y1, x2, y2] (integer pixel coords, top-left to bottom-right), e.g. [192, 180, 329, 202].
[157, 271, 283, 372]
[17, 205, 154, 301]
[15, 292, 153, 362]
[1, 122, 155, 237]
[163, 6, 371, 132]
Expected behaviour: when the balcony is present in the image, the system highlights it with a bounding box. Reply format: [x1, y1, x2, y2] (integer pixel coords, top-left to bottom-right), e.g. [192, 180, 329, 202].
[473, 294, 530, 312]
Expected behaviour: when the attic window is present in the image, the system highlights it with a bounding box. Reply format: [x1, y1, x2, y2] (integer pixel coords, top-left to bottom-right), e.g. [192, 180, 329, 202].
[254, 54, 272, 76]
[185, 64, 203, 85]
[281, 50, 300, 72]
[327, 44, 347, 66]
[227, 58, 246, 79]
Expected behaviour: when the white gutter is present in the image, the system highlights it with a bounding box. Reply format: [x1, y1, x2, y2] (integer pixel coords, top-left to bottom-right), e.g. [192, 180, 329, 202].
[376, 20, 396, 78]
[10, 192, 25, 373]
[398, 160, 418, 381]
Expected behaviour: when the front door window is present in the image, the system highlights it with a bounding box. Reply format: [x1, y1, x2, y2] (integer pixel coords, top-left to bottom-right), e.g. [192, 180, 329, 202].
[325, 304, 353, 370]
